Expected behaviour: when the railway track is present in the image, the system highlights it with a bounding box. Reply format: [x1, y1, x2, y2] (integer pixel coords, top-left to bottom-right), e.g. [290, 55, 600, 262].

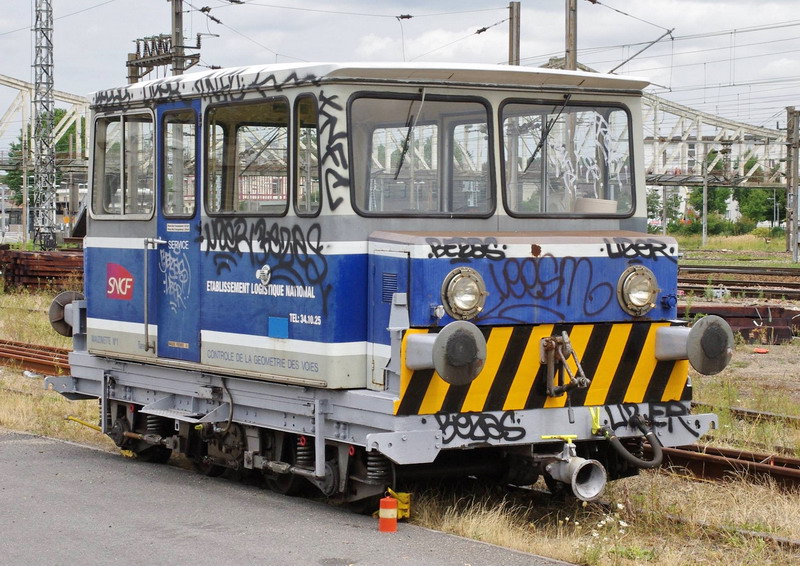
[678, 282, 800, 301]
[678, 263, 800, 300]
[680, 264, 800, 277]
[4, 338, 800, 490]
[647, 444, 800, 489]
[692, 402, 800, 427]
[0, 339, 70, 375]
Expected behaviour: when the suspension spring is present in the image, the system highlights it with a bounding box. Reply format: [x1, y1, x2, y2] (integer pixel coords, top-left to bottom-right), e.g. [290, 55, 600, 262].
[146, 414, 164, 435]
[366, 452, 392, 483]
[296, 437, 314, 468]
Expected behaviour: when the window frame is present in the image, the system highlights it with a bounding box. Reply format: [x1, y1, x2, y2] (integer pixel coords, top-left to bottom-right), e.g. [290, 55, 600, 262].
[499, 98, 636, 219]
[90, 109, 156, 220]
[348, 91, 495, 219]
[161, 108, 198, 219]
[203, 96, 291, 217]
[293, 94, 321, 218]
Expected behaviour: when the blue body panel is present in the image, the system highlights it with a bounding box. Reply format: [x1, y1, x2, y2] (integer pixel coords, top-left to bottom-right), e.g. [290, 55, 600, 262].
[407, 255, 678, 328]
[85, 247, 146, 325]
[197, 251, 368, 343]
[156, 100, 202, 361]
[364, 253, 678, 347]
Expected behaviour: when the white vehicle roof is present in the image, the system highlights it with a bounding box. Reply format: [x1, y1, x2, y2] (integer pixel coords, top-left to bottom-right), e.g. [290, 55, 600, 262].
[91, 62, 649, 107]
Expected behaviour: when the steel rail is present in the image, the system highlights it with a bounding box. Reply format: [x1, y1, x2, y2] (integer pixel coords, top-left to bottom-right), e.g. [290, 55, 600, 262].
[679, 264, 800, 276]
[649, 444, 800, 489]
[0, 339, 70, 374]
[692, 402, 800, 427]
[677, 282, 800, 300]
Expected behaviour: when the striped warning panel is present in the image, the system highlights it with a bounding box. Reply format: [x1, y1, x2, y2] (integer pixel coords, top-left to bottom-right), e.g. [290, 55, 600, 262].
[395, 322, 690, 416]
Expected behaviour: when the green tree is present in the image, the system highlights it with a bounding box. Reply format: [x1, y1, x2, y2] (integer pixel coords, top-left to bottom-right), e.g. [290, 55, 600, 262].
[733, 187, 785, 225]
[687, 184, 731, 217]
[647, 187, 682, 226]
[687, 149, 731, 217]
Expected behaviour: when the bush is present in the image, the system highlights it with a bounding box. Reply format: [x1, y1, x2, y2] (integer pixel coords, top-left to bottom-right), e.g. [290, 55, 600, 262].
[751, 226, 785, 239]
[670, 213, 734, 236]
[733, 216, 756, 235]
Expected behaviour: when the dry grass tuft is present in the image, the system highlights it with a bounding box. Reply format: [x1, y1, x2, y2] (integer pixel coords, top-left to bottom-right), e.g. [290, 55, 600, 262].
[0, 287, 72, 348]
[411, 475, 800, 565]
[0, 365, 114, 450]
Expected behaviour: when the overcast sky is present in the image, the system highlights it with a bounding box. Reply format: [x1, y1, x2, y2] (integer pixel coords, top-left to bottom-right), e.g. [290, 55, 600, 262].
[1, 0, 798, 148]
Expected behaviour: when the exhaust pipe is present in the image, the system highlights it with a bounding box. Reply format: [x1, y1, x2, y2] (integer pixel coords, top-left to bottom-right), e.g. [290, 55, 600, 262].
[543, 441, 607, 501]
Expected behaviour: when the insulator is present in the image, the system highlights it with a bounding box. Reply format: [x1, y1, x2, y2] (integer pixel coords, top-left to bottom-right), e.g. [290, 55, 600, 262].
[366, 452, 392, 483]
[296, 438, 314, 468]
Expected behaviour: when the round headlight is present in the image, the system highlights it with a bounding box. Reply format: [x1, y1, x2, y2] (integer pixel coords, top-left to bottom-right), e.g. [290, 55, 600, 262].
[617, 265, 658, 316]
[441, 267, 487, 320]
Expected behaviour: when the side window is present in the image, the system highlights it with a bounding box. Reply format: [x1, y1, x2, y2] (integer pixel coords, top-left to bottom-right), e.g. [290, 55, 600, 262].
[206, 99, 289, 215]
[92, 113, 154, 217]
[163, 110, 196, 217]
[294, 95, 320, 216]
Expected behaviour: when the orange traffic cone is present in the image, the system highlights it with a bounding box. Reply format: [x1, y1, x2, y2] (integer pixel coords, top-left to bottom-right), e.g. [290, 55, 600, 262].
[378, 495, 398, 532]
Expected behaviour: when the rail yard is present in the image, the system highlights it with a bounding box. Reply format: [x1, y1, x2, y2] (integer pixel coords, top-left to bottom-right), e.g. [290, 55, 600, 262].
[1, 247, 799, 565]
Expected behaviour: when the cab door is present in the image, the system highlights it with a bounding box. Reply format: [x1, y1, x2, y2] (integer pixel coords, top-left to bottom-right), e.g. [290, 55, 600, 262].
[155, 100, 202, 362]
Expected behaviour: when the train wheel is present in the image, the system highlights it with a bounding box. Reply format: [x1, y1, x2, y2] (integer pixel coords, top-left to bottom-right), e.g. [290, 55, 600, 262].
[543, 474, 568, 498]
[134, 444, 172, 464]
[194, 458, 226, 477]
[346, 494, 383, 515]
[265, 435, 304, 496]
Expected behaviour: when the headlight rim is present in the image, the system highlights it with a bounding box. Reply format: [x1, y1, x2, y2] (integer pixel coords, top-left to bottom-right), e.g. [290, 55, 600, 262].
[441, 267, 487, 320]
[617, 264, 658, 317]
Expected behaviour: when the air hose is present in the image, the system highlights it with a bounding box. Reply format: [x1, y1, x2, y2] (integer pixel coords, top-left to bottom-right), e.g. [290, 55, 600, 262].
[600, 414, 663, 469]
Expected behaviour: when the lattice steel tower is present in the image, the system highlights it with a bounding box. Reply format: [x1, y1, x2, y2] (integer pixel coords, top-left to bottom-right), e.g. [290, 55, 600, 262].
[32, 0, 57, 249]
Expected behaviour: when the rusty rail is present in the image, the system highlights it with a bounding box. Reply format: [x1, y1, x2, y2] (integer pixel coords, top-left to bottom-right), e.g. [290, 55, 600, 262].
[0, 249, 83, 290]
[648, 444, 800, 489]
[0, 339, 70, 374]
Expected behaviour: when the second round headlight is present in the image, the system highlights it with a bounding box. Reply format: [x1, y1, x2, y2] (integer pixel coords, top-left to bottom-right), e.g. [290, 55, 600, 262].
[441, 267, 487, 320]
[617, 265, 658, 316]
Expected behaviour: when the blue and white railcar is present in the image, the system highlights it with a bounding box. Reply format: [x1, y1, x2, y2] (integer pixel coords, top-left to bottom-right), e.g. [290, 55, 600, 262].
[47, 63, 732, 502]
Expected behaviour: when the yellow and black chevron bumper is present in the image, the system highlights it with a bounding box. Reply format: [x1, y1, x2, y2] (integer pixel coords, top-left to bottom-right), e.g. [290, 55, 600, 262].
[396, 322, 690, 416]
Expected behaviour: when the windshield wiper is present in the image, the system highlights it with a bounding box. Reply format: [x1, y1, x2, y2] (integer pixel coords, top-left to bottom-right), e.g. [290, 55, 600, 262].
[394, 88, 426, 180]
[523, 93, 572, 173]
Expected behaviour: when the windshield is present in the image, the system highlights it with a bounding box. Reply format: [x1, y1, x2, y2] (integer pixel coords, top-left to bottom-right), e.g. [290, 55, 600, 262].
[351, 94, 492, 216]
[502, 102, 633, 215]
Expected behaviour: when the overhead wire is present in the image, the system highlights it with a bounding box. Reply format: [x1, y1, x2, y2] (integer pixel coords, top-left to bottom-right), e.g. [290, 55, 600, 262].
[410, 18, 510, 61]
[518, 19, 800, 66]
[0, 0, 121, 37]
[209, 2, 505, 19]
[184, 0, 307, 62]
[584, 0, 671, 32]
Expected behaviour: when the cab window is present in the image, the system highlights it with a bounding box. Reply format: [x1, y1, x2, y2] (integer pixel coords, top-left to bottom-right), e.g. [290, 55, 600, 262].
[92, 113, 154, 217]
[502, 101, 633, 216]
[206, 99, 289, 215]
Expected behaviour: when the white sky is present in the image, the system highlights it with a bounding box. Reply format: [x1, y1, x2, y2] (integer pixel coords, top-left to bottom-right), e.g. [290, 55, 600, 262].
[0, 0, 798, 148]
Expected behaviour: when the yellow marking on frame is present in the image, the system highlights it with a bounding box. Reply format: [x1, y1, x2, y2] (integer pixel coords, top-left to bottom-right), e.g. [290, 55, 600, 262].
[396, 328, 430, 414]
[461, 327, 513, 412]
[584, 324, 632, 406]
[661, 359, 690, 401]
[418, 371, 450, 415]
[544, 324, 594, 409]
[623, 323, 663, 404]
[502, 324, 554, 411]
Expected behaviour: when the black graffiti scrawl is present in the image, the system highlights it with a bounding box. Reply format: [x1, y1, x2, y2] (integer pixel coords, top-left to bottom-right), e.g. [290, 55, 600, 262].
[479, 254, 614, 323]
[318, 91, 350, 211]
[200, 218, 333, 314]
[436, 411, 526, 444]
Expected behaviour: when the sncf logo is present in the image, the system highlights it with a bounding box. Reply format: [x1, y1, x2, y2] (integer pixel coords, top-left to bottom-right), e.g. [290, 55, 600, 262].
[107, 263, 134, 300]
